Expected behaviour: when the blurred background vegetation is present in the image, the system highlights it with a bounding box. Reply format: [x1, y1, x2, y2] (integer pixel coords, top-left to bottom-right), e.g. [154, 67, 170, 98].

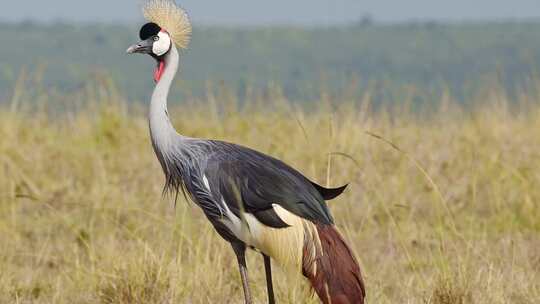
[1, 20, 540, 107]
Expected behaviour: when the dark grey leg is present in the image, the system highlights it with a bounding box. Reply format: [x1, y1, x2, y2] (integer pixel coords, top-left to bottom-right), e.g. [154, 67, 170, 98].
[263, 253, 276, 304]
[232, 243, 252, 304]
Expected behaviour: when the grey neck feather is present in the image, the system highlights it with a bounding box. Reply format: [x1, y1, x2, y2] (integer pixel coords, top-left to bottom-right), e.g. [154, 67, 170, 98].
[149, 44, 184, 156]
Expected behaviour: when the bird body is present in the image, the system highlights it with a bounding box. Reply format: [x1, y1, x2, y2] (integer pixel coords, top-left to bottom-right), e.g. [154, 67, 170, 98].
[127, 1, 365, 303]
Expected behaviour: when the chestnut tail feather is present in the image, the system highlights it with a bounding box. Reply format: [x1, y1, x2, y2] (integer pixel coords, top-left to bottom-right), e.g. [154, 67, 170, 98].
[302, 224, 365, 304]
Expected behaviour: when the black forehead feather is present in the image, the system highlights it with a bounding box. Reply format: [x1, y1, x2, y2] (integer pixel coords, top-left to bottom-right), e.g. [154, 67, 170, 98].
[139, 22, 161, 40]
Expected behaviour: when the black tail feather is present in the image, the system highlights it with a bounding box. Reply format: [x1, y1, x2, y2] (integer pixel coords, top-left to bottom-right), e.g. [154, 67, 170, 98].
[311, 182, 348, 200]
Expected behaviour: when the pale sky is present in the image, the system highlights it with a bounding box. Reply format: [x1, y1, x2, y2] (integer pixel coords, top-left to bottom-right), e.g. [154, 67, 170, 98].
[2, 0, 540, 25]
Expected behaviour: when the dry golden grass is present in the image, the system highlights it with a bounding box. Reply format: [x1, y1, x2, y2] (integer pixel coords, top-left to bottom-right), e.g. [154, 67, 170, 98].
[1, 86, 540, 303]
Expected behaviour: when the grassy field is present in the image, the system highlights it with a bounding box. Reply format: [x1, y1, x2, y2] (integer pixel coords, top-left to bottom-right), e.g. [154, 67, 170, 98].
[1, 87, 540, 303]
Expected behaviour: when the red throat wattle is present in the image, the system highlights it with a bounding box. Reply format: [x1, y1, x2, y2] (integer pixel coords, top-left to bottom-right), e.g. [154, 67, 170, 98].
[154, 61, 165, 83]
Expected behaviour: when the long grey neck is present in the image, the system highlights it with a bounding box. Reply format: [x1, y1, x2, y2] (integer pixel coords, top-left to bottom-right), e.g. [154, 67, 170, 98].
[149, 44, 183, 154]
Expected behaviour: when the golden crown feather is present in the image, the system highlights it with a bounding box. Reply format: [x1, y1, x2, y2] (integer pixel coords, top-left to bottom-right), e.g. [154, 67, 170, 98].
[143, 0, 192, 49]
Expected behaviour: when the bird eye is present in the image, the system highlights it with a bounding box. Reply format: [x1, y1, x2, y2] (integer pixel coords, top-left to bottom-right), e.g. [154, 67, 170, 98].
[153, 35, 160, 41]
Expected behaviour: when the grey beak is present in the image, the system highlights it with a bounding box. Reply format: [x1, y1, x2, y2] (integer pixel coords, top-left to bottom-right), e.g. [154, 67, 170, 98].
[126, 44, 140, 54]
[126, 39, 153, 54]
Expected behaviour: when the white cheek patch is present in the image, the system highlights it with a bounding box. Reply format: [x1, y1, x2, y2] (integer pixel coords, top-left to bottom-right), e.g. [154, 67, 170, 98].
[153, 32, 171, 56]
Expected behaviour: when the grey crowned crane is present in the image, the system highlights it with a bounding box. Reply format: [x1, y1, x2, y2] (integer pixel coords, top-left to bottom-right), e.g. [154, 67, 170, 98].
[126, 1, 365, 303]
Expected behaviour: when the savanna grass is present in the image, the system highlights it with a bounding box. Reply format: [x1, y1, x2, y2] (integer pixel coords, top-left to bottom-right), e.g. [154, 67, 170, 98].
[1, 84, 539, 303]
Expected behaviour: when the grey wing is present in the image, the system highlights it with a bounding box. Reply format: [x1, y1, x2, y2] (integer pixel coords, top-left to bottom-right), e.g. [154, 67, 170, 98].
[202, 142, 338, 228]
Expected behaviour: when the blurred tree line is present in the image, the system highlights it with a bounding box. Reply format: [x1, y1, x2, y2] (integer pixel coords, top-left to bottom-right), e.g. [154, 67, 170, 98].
[0, 20, 539, 106]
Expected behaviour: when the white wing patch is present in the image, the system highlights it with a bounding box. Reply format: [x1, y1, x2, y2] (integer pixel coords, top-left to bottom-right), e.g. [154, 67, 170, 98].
[198, 173, 313, 270]
[202, 175, 210, 190]
[201, 174, 308, 270]
[202, 174, 265, 242]
[219, 198, 264, 246]
[202, 175, 224, 216]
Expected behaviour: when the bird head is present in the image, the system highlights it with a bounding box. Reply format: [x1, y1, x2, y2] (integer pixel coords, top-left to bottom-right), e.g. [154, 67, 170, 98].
[127, 22, 172, 57]
[126, 0, 192, 82]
